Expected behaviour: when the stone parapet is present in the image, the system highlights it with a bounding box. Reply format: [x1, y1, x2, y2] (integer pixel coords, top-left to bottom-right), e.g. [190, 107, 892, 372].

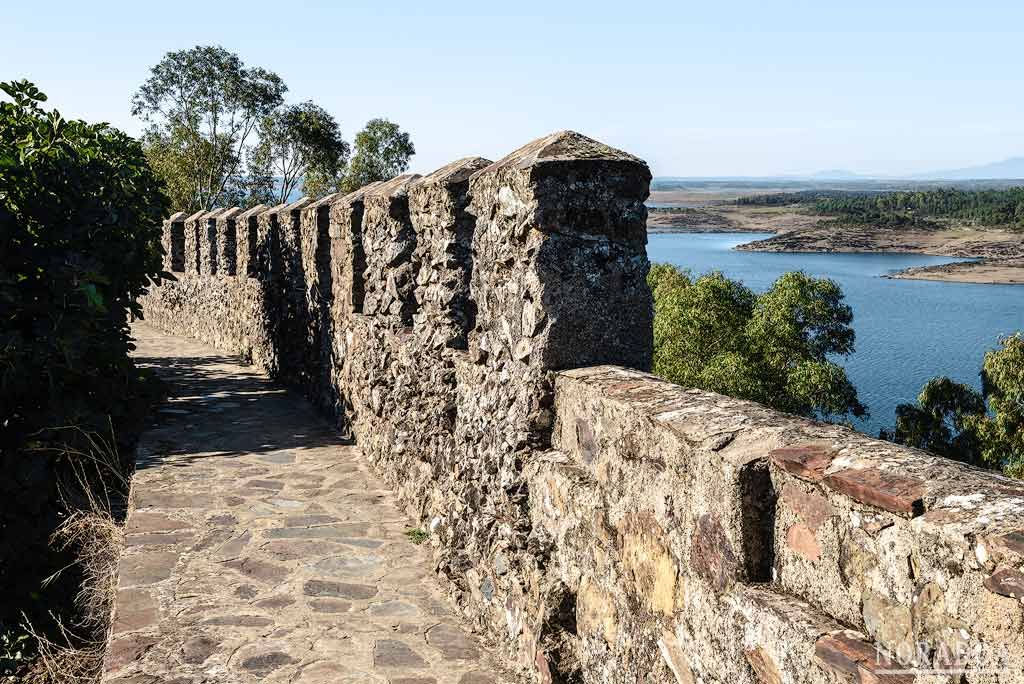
[139, 131, 1023, 683]
[547, 365, 1024, 682]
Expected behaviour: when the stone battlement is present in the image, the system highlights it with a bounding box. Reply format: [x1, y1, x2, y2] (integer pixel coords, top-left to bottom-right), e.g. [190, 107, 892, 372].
[142, 131, 1024, 683]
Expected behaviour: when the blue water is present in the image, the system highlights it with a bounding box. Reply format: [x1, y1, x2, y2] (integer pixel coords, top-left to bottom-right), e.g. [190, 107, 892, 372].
[647, 232, 1023, 436]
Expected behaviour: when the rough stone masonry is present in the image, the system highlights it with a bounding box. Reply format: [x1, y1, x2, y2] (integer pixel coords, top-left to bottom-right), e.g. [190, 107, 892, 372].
[140, 131, 1024, 683]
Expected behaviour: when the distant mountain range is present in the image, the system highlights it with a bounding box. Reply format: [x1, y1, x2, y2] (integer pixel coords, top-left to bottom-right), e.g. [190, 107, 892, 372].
[656, 157, 1024, 183]
[806, 157, 1024, 181]
[908, 157, 1024, 180]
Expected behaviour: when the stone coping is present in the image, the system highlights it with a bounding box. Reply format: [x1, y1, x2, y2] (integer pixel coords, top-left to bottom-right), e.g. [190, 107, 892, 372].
[557, 365, 1024, 539]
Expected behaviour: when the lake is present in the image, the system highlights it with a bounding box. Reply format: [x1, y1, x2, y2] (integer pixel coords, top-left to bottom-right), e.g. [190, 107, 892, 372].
[646, 232, 1023, 437]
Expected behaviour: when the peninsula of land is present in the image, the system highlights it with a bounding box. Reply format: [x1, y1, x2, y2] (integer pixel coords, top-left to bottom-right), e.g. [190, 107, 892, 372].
[647, 183, 1024, 284]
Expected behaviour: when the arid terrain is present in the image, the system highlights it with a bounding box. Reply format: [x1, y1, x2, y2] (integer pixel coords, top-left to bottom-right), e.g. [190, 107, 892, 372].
[647, 188, 1024, 285]
[883, 257, 1024, 284]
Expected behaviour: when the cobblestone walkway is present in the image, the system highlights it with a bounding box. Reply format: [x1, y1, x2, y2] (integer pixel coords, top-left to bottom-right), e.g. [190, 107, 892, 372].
[104, 325, 509, 684]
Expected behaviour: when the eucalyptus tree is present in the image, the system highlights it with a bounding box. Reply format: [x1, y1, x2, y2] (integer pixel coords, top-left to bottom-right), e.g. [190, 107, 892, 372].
[341, 118, 415, 192]
[132, 45, 286, 211]
[248, 101, 351, 205]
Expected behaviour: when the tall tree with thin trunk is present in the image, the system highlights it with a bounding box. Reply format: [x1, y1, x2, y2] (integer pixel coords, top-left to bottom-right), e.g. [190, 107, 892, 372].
[132, 45, 286, 211]
[248, 102, 351, 205]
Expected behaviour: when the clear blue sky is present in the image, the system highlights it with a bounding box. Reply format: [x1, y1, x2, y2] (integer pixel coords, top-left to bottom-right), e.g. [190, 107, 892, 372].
[4, 0, 1022, 177]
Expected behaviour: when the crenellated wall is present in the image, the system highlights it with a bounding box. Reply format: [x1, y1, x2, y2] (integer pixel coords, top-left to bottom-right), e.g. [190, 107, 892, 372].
[141, 131, 1024, 684]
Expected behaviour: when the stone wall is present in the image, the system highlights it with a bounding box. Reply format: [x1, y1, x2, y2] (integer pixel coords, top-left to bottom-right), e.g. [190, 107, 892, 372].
[141, 131, 1024, 684]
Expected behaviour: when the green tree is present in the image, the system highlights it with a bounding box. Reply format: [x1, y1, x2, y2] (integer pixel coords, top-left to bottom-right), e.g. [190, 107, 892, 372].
[887, 334, 1024, 476]
[1, 79, 170, 448]
[249, 101, 351, 205]
[649, 264, 865, 421]
[341, 118, 415, 192]
[132, 45, 286, 211]
[883, 378, 986, 462]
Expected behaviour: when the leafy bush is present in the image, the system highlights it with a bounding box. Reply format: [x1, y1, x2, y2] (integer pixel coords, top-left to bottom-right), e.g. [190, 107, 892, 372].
[0, 628, 33, 676]
[0, 79, 170, 452]
[649, 264, 865, 421]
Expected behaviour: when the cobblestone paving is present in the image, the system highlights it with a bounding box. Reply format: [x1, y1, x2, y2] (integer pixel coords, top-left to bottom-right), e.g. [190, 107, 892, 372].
[103, 324, 510, 684]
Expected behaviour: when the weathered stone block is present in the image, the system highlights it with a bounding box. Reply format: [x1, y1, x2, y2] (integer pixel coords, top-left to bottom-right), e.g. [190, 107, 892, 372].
[163, 211, 186, 273]
[200, 208, 224, 274]
[409, 157, 491, 350]
[330, 182, 380, 315]
[183, 209, 207, 274]
[362, 174, 421, 324]
[235, 204, 267, 278]
[215, 207, 242, 276]
[551, 366, 780, 591]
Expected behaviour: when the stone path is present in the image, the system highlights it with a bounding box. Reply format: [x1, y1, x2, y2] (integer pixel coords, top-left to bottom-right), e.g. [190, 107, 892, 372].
[104, 324, 509, 684]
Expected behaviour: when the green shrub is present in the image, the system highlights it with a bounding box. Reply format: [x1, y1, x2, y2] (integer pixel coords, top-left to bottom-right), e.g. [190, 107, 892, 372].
[0, 80, 170, 452]
[649, 264, 865, 422]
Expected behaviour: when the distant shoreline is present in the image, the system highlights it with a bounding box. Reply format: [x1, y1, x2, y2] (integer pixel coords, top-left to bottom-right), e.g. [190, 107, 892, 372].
[647, 203, 1024, 285]
[881, 258, 1024, 285]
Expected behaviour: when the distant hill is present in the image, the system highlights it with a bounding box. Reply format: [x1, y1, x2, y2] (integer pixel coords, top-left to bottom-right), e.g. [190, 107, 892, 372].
[911, 157, 1024, 180]
[655, 158, 1024, 183]
[807, 169, 863, 180]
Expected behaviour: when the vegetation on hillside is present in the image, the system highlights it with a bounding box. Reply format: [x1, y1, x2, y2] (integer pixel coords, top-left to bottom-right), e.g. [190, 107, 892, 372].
[133, 45, 414, 211]
[648, 264, 866, 422]
[884, 333, 1024, 477]
[737, 187, 1024, 230]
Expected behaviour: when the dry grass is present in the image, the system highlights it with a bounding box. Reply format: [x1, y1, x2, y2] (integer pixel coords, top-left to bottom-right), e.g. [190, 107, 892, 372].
[19, 428, 131, 684]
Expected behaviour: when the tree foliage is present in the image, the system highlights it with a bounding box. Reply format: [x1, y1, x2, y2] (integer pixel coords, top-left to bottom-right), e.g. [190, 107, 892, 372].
[341, 118, 415, 192]
[0, 80, 170, 451]
[886, 334, 1024, 477]
[134, 46, 413, 209]
[739, 188, 1024, 230]
[649, 264, 865, 421]
[249, 101, 351, 205]
[132, 45, 286, 211]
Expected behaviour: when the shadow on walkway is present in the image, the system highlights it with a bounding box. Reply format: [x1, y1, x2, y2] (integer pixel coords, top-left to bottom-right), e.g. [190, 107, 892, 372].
[132, 348, 349, 471]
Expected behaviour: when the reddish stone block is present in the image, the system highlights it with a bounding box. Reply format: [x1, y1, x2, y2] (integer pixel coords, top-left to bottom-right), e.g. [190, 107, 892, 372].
[998, 531, 1024, 558]
[814, 631, 915, 684]
[689, 513, 738, 592]
[769, 445, 836, 482]
[745, 646, 782, 684]
[984, 565, 1024, 600]
[780, 482, 834, 530]
[823, 468, 925, 517]
[786, 523, 821, 562]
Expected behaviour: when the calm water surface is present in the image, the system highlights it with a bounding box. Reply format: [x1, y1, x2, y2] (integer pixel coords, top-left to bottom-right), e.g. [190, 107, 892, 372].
[647, 232, 1023, 436]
